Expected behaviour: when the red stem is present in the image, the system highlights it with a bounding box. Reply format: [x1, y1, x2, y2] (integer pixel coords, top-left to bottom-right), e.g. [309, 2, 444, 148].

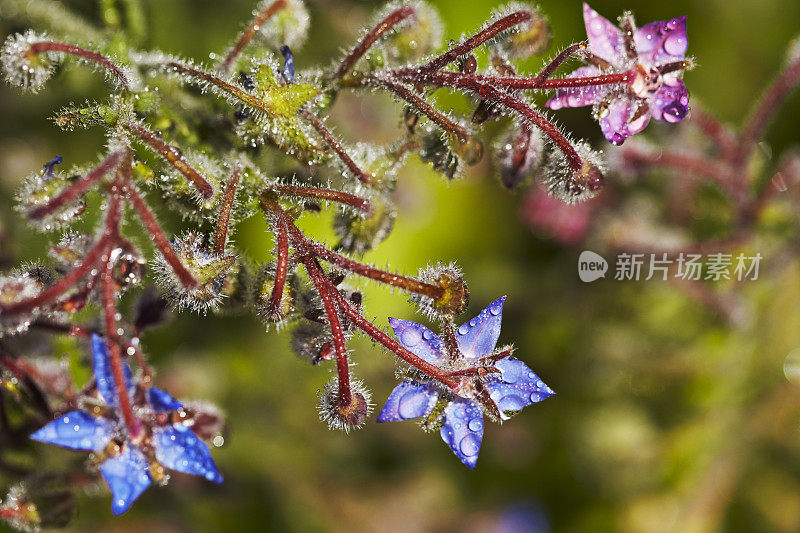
[220, 0, 288, 74]
[366, 74, 470, 142]
[334, 292, 457, 389]
[101, 240, 144, 440]
[301, 110, 372, 185]
[268, 184, 372, 213]
[268, 216, 290, 316]
[213, 165, 242, 255]
[0, 219, 118, 318]
[124, 121, 214, 199]
[333, 5, 416, 80]
[308, 241, 444, 300]
[124, 182, 198, 288]
[395, 68, 632, 91]
[530, 41, 588, 86]
[28, 150, 124, 220]
[419, 10, 533, 72]
[29, 41, 130, 89]
[304, 258, 352, 407]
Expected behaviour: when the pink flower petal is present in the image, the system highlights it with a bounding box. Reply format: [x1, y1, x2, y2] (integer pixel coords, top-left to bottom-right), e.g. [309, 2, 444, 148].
[583, 3, 625, 63]
[634, 16, 688, 66]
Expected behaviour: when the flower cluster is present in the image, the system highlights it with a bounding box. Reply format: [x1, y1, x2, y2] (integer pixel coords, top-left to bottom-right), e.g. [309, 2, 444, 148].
[0, 0, 698, 527]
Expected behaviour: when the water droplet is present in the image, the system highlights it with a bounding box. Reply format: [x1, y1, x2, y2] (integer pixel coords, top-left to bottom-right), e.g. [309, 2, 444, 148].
[498, 394, 525, 412]
[459, 434, 480, 457]
[468, 419, 482, 432]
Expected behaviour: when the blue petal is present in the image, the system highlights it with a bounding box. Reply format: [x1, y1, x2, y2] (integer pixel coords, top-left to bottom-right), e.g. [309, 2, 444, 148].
[91, 334, 135, 406]
[153, 424, 223, 483]
[455, 296, 506, 360]
[30, 410, 114, 451]
[388, 318, 446, 365]
[377, 381, 438, 423]
[148, 387, 183, 412]
[484, 357, 555, 419]
[100, 444, 152, 515]
[439, 399, 484, 469]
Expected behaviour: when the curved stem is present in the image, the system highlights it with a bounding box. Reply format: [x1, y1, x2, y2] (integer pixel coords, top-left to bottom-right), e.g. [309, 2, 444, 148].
[365, 74, 470, 142]
[213, 165, 242, 255]
[0, 217, 118, 318]
[333, 292, 457, 389]
[333, 5, 416, 80]
[101, 246, 144, 440]
[300, 110, 372, 185]
[124, 182, 198, 289]
[268, 216, 290, 317]
[419, 10, 532, 73]
[268, 183, 372, 213]
[220, 0, 287, 74]
[304, 258, 352, 407]
[530, 41, 588, 86]
[29, 41, 130, 89]
[124, 120, 214, 199]
[28, 150, 124, 220]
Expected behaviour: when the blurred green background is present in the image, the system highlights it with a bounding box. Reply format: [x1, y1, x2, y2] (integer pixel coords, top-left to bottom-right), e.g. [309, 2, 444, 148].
[2, 0, 800, 531]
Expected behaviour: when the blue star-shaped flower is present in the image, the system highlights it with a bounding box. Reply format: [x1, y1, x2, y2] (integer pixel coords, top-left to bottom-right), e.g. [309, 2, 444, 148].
[30, 334, 222, 515]
[377, 296, 554, 468]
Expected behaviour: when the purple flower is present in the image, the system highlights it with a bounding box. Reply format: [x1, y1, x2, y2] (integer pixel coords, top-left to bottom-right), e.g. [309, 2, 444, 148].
[377, 297, 554, 468]
[30, 334, 222, 515]
[546, 3, 690, 145]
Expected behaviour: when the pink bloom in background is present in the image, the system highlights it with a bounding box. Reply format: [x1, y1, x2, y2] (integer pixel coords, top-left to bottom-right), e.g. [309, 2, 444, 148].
[522, 186, 593, 245]
[547, 3, 690, 145]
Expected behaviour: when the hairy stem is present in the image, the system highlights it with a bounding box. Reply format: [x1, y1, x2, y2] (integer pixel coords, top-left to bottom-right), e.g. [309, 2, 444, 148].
[740, 56, 800, 156]
[268, 183, 371, 213]
[365, 74, 470, 142]
[304, 258, 352, 407]
[333, 5, 416, 80]
[28, 149, 124, 220]
[124, 120, 214, 199]
[29, 41, 130, 89]
[300, 109, 372, 185]
[101, 248, 144, 440]
[220, 0, 287, 74]
[213, 165, 242, 255]
[124, 182, 198, 288]
[419, 10, 532, 72]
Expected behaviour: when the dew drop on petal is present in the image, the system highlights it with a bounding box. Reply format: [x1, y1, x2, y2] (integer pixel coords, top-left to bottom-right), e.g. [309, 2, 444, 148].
[459, 434, 480, 457]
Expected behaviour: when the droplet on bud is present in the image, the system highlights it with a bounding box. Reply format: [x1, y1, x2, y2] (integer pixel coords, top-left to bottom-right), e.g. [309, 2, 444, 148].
[1, 31, 57, 93]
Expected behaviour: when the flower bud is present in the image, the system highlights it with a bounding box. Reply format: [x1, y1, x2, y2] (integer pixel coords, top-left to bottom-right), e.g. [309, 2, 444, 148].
[15, 161, 88, 232]
[412, 262, 470, 320]
[317, 378, 372, 432]
[333, 196, 396, 254]
[153, 233, 237, 314]
[257, 0, 310, 49]
[251, 263, 296, 326]
[495, 124, 545, 190]
[418, 126, 462, 180]
[543, 142, 605, 204]
[0, 483, 75, 532]
[382, 1, 443, 62]
[0, 273, 43, 337]
[1, 31, 56, 93]
[290, 320, 332, 364]
[492, 3, 551, 59]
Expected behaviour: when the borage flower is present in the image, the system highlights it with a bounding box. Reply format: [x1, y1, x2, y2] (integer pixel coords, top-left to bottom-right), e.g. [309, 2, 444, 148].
[547, 3, 691, 145]
[377, 297, 554, 468]
[31, 334, 222, 515]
